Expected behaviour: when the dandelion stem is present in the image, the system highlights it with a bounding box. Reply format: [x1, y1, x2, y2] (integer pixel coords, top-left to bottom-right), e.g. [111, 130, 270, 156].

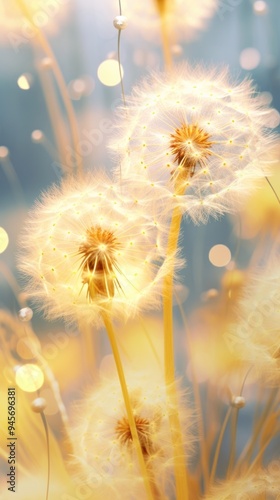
[40, 409, 51, 500]
[209, 407, 232, 485]
[0, 153, 25, 206]
[265, 176, 280, 205]
[227, 368, 252, 478]
[160, 14, 173, 70]
[16, 0, 83, 178]
[175, 293, 209, 493]
[246, 425, 280, 474]
[234, 387, 278, 475]
[79, 319, 99, 382]
[36, 53, 71, 176]
[102, 313, 155, 500]
[163, 204, 189, 500]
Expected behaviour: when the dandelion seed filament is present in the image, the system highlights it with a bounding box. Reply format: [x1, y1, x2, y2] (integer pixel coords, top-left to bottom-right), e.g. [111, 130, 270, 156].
[78, 226, 121, 300]
[116, 415, 154, 456]
[170, 123, 214, 178]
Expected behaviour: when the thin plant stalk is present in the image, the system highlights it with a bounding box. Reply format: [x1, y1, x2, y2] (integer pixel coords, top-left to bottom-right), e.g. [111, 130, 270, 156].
[246, 425, 280, 474]
[0, 153, 25, 205]
[102, 313, 155, 500]
[78, 320, 100, 382]
[163, 202, 189, 499]
[176, 295, 209, 493]
[0, 266, 73, 459]
[209, 407, 232, 485]
[233, 387, 279, 475]
[16, 0, 83, 177]
[160, 13, 172, 70]
[36, 54, 71, 176]
[227, 368, 252, 478]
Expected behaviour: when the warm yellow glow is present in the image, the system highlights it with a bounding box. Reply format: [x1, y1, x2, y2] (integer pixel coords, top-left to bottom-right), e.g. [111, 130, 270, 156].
[0, 227, 9, 253]
[209, 244, 231, 267]
[97, 60, 123, 87]
[17, 74, 31, 90]
[15, 364, 44, 392]
[40, 388, 59, 415]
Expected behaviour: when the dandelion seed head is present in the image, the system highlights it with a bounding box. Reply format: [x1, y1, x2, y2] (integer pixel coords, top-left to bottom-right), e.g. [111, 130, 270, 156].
[110, 65, 278, 224]
[70, 371, 194, 498]
[205, 461, 280, 499]
[115, 0, 218, 44]
[17, 174, 177, 327]
[226, 253, 280, 386]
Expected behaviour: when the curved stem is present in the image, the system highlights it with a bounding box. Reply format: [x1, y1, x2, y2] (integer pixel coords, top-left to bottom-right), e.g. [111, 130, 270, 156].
[227, 368, 252, 478]
[16, 0, 82, 177]
[102, 313, 155, 500]
[233, 388, 278, 475]
[246, 425, 280, 474]
[175, 294, 209, 493]
[163, 205, 189, 500]
[209, 407, 232, 485]
[40, 410, 51, 500]
[36, 55, 71, 176]
[160, 13, 172, 70]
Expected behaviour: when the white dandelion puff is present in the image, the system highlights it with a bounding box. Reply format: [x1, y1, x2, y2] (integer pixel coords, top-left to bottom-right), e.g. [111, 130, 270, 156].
[110, 65, 278, 224]
[17, 174, 179, 328]
[113, 0, 218, 44]
[225, 252, 280, 386]
[70, 370, 194, 499]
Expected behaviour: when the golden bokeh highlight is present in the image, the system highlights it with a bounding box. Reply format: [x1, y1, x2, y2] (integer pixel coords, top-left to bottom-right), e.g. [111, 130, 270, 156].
[15, 364, 44, 392]
[0, 227, 9, 253]
[97, 60, 123, 87]
[17, 74, 32, 90]
[209, 244, 231, 267]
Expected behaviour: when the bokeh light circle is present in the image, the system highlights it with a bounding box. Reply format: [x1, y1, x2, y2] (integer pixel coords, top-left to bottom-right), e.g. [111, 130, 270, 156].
[209, 244, 232, 267]
[0, 227, 9, 253]
[253, 1, 268, 15]
[17, 73, 33, 90]
[239, 48, 261, 70]
[97, 60, 123, 87]
[15, 364, 44, 392]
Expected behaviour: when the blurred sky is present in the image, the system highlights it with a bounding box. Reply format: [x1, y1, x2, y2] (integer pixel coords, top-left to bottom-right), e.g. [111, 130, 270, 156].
[0, 0, 279, 312]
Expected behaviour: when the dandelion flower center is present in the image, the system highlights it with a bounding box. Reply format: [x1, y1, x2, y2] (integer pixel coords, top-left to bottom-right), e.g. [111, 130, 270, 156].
[115, 415, 152, 456]
[170, 123, 214, 177]
[78, 225, 121, 300]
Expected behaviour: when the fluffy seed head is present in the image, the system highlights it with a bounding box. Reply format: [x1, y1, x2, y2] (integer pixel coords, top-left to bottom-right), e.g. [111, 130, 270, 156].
[70, 371, 194, 499]
[17, 174, 177, 328]
[225, 252, 280, 386]
[0, 0, 68, 44]
[112, 0, 218, 44]
[204, 461, 280, 499]
[170, 123, 214, 178]
[110, 65, 278, 223]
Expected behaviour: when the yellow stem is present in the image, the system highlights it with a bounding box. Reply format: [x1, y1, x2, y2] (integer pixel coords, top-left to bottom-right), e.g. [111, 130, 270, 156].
[160, 13, 173, 70]
[102, 313, 155, 500]
[79, 320, 99, 382]
[209, 407, 232, 485]
[246, 425, 280, 474]
[36, 55, 71, 177]
[176, 295, 209, 493]
[16, 0, 83, 177]
[163, 205, 189, 500]
[233, 388, 278, 475]
[0, 155, 25, 205]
